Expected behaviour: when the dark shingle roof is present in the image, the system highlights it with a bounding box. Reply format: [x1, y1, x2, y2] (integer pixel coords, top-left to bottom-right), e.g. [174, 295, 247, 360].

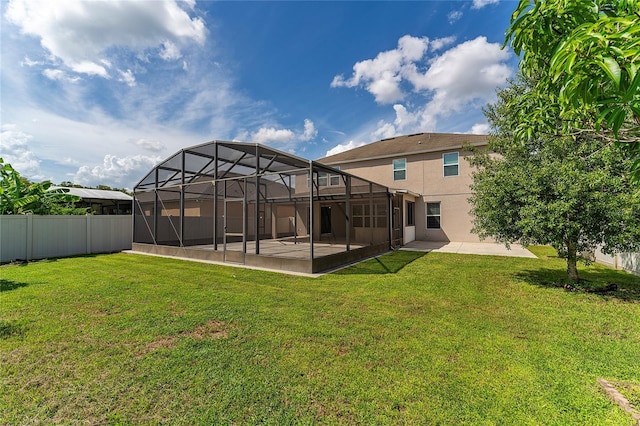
[319, 133, 488, 164]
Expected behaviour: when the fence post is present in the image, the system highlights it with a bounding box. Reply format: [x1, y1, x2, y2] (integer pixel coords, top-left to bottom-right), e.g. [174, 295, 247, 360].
[26, 214, 33, 261]
[86, 214, 92, 254]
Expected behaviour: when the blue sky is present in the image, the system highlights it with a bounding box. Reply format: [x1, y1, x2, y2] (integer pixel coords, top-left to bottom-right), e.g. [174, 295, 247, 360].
[1, 0, 518, 189]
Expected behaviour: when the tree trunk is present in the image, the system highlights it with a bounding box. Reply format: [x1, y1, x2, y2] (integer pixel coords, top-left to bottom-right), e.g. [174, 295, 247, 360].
[566, 241, 579, 282]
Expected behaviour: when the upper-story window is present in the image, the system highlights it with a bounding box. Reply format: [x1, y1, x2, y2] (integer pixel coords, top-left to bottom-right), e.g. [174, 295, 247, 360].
[317, 172, 328, 187]
[329, 166, 340, 186]
[393, 158, 406, 181]
[443, 152, 459, 177]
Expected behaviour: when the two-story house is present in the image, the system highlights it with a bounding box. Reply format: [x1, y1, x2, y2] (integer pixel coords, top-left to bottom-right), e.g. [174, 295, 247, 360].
[319, 132, 488, 244]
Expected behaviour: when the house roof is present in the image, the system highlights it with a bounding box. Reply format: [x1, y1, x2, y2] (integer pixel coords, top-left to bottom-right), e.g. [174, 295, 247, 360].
[50, 186, 132, 201]
[319, 132, 489, 165]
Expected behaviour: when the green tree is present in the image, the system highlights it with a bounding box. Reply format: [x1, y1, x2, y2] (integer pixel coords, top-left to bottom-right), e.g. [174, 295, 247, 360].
[469, 78, 640, 282]
[505, 0, 640, 175]
[0, 158, 83, 215]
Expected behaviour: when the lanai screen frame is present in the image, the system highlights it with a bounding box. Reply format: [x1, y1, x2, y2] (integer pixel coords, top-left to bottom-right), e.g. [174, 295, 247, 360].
[132, 140, 392, 272]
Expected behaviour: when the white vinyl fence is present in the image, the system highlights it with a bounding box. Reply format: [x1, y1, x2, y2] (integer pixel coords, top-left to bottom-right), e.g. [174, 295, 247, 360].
[594, 246, 640, 276]
[0, 215, 132, 263]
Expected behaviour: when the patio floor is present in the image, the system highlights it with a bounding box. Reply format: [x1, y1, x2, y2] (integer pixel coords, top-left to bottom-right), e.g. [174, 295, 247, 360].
[400, 241, 537, 258]
[191, 237, 366, 260]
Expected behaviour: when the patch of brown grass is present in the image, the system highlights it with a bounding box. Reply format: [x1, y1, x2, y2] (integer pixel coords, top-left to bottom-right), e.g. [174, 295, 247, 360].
[138, 320, 228, 357]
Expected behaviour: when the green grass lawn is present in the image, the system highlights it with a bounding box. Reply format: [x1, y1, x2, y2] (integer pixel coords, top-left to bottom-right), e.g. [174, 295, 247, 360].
[1, 248, 639, 424]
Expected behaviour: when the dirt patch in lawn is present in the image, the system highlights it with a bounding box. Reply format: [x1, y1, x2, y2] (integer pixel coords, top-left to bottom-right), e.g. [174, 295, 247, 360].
[138, 320, 228, 357]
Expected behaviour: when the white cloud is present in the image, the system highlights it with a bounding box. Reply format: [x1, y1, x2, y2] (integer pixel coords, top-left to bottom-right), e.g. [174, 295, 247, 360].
[391, 104, 418, 131]
[331, 34, 505, 112]
[472, 0, 500, 9]
[447, 10, 463, 24]
[0, 124, 42, 178]
[21, 56, 43, 67]
[62, 157, 79, 165]
[325, 140, 367, 157]
[468, 123, 490, 134]
[118, 69, 136, 87]
[415, 36, 511, 111]
[70, 61, 109, 78]
[371, 121, 398, 140]
[430, 36, 457, 51]
[357, 36, 512, 140]
[133, 138, 165, 153]
[331, 35, 430, 104]
[74, 154, 162, 188]
[4, 0, 207, 78]
[42, 69, 65, 81]
[160, 40, 182, 61]
[246, 119, 318, 145]
[0, 105, 216, 188]
[252, 127, 296, 144]
[301, 119, 318, 141]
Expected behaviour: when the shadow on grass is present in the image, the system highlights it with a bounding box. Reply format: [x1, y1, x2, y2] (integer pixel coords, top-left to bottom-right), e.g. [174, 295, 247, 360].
[0, 279, 29, 292]
[0, 320, 25, 339]
[333, 250, 427, 275]
[515, 267, 640, 302]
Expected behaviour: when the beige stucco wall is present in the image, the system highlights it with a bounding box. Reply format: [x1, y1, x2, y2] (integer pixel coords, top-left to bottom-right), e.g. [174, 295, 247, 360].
[332, 149, 487, 243]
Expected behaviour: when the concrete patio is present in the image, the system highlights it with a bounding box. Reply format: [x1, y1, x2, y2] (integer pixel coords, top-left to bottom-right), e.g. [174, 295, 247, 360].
[400, 241, 537, 258]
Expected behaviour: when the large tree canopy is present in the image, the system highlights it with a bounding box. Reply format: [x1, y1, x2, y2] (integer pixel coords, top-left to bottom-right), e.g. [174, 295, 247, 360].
[505, 0, 640, 176]
[469, 78, 640, 282]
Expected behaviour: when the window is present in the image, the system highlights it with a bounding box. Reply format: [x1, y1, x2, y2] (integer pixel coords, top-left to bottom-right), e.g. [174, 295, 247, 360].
[406, 201, 415, 226]
[443, 152, 459, 177]
[352, 203, 387, 228]
[393, 158, 406, 181]
[318, 172, 328, 187]
[352, 204, 367, 228]
[329, 167, 340, 186]
[426, 202, 441, 229]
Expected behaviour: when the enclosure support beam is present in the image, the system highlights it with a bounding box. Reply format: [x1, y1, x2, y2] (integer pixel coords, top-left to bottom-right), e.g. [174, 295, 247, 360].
[255, 145, 260, 255]
[388, 192, 393, 249]
[179, 150, 185, 247]
[223, 180, 227, 253]
[153, 168, 158, 243]
[294, 200, 298, 245]
[309, 162, 314, 260]
[213, 143, 218, 251]
[243, 178, 248, 254]
[346, 176, 351, 251]
[369, 183, 374, 245]
[219, 153, 248, 180]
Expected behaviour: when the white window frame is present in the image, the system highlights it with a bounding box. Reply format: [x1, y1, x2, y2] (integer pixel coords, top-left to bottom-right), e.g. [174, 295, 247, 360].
[393, 158, 407, 181]
[426, 202, 441, 229]
[443, 152, 459, 177]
